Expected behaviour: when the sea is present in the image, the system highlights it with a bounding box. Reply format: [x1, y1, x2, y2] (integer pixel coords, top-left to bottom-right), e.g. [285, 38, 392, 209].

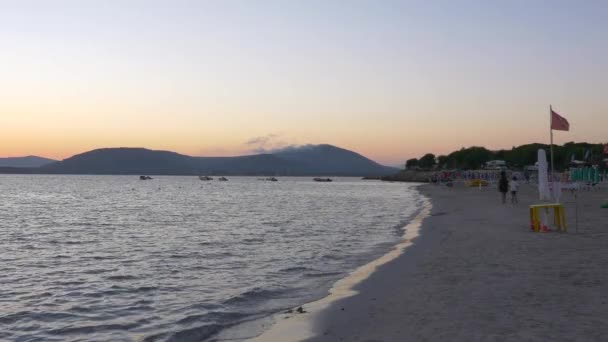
[0, 175, 423, 341]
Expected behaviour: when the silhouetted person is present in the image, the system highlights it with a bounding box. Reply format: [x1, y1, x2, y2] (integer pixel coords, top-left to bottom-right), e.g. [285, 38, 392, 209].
[498, 171, 509, 204]
[510, 176, 519, 204]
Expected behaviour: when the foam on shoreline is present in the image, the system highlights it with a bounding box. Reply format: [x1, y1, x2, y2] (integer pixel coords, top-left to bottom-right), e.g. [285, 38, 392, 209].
[245, 190, 432, 342]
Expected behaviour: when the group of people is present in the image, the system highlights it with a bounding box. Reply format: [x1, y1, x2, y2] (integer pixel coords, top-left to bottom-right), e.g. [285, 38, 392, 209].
[498, 171, 519, 204]
[430, 169, 531, 184]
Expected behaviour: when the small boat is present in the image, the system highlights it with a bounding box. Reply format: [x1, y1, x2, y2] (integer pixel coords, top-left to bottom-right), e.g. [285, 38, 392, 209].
[313, 177, 332, 182]
[218, 177, 228, 181]
[199, 176, 213, 181]
[258, 177, 278, 182]
[139, 176, 152, 180]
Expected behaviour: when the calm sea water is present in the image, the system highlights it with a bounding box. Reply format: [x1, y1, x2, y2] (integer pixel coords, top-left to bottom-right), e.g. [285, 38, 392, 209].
[0, 175, 422, 341]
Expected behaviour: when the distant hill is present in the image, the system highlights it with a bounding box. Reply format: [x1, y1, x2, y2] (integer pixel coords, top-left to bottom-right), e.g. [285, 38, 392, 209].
[273, 144, 396, 175]
[0, 156, 57, 168]
[41, 148, 199, 175]
[38, 145, 397, 176]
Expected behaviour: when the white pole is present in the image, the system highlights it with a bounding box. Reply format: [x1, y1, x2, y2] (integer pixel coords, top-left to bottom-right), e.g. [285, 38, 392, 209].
[550, 105, 555, 192]
[575, 190, 579, 233]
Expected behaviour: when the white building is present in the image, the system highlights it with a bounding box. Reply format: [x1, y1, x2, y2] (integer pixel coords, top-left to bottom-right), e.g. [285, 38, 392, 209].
[485, 160, 506, 170]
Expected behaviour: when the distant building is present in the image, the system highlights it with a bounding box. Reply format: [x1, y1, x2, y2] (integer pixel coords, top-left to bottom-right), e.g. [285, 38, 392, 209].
[525, 163, 539, 172]
[485, 160, 506, 170]
[569, 160, 587, 167]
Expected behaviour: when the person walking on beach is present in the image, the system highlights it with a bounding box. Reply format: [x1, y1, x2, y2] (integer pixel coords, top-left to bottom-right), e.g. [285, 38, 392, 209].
[499, 172, 509, 204]
[510, 176, 519, 204]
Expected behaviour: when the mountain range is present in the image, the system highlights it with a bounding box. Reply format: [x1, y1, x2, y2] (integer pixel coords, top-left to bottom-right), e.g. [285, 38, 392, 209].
[0, 145, 397, 176]
[0, 156, 57, 168]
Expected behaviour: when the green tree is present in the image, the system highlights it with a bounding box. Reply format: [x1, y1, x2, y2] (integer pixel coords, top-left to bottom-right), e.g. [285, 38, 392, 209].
[444, 147, 492, 169]
[418, 153, 436, 169]
[437, 155, 448, 169]
[404, 142, 605, 172]
[405, 158, 419, 169]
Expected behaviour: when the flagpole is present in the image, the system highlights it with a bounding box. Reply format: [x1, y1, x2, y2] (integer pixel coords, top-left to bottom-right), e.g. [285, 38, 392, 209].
[550, 105, 554, 184]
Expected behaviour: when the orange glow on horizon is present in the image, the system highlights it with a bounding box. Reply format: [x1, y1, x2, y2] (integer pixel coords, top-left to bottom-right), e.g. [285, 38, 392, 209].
[2, 2, 607, 165]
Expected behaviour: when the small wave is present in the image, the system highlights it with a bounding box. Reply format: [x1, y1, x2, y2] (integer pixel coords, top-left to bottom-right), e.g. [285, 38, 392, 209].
[142, 332, 169, 342]
[84, 255, 117, 261]
[22, 244, 43, 250]
[175, 311, 245, 325]
[0, 311, 30, 324]
[106, 274, 138, 281]
[202, 251, 236, 258]
[108, 285, 158, 293]
[321, 254, 342, 260]
[82, 269, 112, 275]
[80, 285, 158, 298]
[48, 322, 140, 335]
[242, 237, 265, 243]
[52, 254, 71, 259]
[63, 240, 90, 245]
[47, 239, 92, 245]
[182, 303, 224, 312]
[304, 271, 344, 278]
[260, 220, 286, 227]
[278, 266, 313, 273]
[165, 323, 223, 342]
[223, 287, 288, 305]
[187, 265, 211, 271]
[170, 253, 191, 259]
[53, 280, 85, 286]
[0, 311, 80, 324]
[68, 306, 93, 313]
[136, 286, 158, 292]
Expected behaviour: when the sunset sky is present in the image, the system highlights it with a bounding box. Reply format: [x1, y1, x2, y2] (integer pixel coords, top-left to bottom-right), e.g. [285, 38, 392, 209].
[1, 0, 606, 165]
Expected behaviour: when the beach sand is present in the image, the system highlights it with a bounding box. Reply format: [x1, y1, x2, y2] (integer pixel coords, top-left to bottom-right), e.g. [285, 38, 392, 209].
[251, 182, 608, 342]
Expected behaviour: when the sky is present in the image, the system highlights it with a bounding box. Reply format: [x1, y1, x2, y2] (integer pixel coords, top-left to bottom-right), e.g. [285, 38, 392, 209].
[1, 0, 606, 165]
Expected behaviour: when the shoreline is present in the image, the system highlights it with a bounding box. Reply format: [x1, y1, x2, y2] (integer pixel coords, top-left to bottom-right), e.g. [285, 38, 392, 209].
[235, 185, 432, 342]
[306, 182, 608, 341]
[224, 182, 608, 341]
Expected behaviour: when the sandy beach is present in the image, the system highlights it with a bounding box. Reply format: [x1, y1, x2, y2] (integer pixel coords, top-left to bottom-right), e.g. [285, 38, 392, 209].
[252, 182, 608, 342]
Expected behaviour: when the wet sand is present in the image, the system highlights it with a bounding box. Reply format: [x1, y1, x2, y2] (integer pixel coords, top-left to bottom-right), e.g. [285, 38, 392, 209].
[251, 182, 608, 341]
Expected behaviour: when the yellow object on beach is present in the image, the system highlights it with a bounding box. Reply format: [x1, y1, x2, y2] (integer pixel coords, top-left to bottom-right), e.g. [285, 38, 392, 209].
[466, 179, 488, 187]
[529, 203, 566, 232]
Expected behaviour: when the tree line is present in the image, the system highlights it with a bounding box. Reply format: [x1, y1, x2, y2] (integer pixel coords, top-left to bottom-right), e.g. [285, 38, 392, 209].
[405, 142, 607, 171]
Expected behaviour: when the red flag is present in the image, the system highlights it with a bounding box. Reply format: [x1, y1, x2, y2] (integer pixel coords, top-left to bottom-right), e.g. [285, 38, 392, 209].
[551, 109, 569, 131]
